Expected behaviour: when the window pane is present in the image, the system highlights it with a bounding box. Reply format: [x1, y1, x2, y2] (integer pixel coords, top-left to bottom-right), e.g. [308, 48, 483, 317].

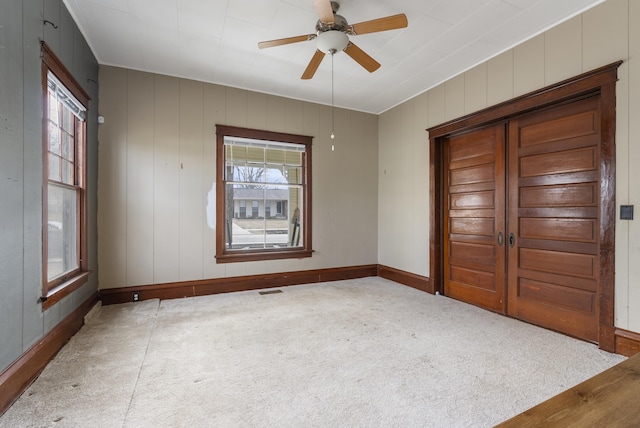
[49, 154, 61, 181]
[266, 148, 285, 164]
[62, 160, 74, 184]
[62, 108, 74, 133]
[246, 147, 264, 163]
[233, 164, 265, 183]
[47, 183, 78, 280]
[49, 122, 61, 155]
[225, 183, 302, 251]
[289, 187, 303, 248]
[62, 131, 74, 162]
[229, 145, 246, 162]
[48, 94, 59, 126]
[285, 150, 302, 166]
[265, 165, 289, 185]
[284, 166, 303, 184]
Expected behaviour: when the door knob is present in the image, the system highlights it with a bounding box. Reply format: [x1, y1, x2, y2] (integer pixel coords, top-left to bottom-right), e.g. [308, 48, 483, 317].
[498, 232, 503, 246]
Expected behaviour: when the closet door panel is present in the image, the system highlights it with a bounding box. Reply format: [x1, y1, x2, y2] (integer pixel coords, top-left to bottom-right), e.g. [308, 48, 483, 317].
[444, 124, 506, 313]
[507, 96, 601, 342]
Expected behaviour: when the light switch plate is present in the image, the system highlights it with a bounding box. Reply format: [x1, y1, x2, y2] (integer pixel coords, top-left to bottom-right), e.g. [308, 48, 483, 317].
[620, 205, 634, 220]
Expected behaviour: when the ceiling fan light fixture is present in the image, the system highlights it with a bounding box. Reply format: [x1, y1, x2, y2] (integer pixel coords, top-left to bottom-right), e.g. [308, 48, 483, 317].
[316, 30, 348, 54]
[258, 2, 408, 80]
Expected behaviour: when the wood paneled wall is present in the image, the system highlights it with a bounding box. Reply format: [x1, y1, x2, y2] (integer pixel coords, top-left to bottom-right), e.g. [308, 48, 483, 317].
[0, 0, 99, 375]
[97, 67, 379, 290]
[378, 0, 640, 333]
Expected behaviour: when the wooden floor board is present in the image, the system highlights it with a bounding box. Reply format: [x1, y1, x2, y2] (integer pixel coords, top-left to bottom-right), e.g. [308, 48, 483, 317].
[496, 353, 640, 427]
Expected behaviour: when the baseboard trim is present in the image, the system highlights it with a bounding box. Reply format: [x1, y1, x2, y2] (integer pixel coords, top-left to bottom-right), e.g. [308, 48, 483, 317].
[615, 328, 640, 357]
[100, 265, 379, 305]
[0, 292, 98, 415]
[377, 265, 432, 293]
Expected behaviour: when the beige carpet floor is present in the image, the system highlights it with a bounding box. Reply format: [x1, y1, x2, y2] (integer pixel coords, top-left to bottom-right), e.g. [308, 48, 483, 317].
[0, 277, 625, 427]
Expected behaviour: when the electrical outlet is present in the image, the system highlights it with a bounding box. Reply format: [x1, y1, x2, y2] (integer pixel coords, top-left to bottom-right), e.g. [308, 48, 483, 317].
[132, 292, 140, 302]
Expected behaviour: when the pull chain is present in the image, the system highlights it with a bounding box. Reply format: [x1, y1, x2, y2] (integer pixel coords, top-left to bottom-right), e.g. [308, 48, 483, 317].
[330, 50, 335, 150]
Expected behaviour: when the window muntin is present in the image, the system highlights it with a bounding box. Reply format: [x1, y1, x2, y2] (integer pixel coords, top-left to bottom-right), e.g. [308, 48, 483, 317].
[216, 125, 312, 263]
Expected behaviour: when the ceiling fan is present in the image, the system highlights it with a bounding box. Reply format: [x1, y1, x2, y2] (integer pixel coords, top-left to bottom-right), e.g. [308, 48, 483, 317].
[258, 0, 408, 79]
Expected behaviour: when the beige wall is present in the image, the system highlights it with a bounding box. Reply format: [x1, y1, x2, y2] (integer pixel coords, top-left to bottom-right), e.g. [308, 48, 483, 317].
[378, 0, 640, 332]
[98, 66, 378, 289]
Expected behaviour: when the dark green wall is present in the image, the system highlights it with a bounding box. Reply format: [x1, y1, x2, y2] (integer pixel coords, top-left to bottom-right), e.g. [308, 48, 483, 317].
[0, 0, 99, 374]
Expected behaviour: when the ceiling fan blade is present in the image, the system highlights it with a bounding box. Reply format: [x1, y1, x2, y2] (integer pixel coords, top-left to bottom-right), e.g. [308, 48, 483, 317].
[343, 42, 380, 73]
[258, 34, 315, 49]
[313, 0, 335, 24]
[301, 50, 326, 80]
[349, 13, 408, 35]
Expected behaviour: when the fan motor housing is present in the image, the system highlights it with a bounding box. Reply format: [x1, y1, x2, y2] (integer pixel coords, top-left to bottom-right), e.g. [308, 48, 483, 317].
[316, 14, 348, 34]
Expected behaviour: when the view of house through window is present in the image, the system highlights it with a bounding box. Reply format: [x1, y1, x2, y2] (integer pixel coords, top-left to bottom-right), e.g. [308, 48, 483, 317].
[216, 125, 312, 263]
[225, 138, 303, 250]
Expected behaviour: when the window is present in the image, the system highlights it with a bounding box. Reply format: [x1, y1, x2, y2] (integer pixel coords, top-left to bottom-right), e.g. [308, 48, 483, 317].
[216, 125, 313, 263]
[41, 43, 90, 307]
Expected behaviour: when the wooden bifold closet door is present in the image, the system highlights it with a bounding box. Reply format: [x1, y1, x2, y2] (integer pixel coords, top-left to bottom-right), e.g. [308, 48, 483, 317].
[443, 96, 601, 342]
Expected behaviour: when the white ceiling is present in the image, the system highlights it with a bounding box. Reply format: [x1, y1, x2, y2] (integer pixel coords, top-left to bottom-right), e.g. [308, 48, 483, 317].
[64, 0, 605, 114]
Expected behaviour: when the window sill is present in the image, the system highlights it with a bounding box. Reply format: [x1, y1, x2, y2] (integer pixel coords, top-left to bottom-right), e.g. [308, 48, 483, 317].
[41, 271, 90, 310]
[216, 249, 313, 263]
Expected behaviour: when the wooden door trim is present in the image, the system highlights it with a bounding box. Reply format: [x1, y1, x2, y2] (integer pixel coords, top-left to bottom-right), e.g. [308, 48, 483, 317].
[428, 61, 621, 352]
[599, 80, 617, 351]
[428, 61, 621, 139]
